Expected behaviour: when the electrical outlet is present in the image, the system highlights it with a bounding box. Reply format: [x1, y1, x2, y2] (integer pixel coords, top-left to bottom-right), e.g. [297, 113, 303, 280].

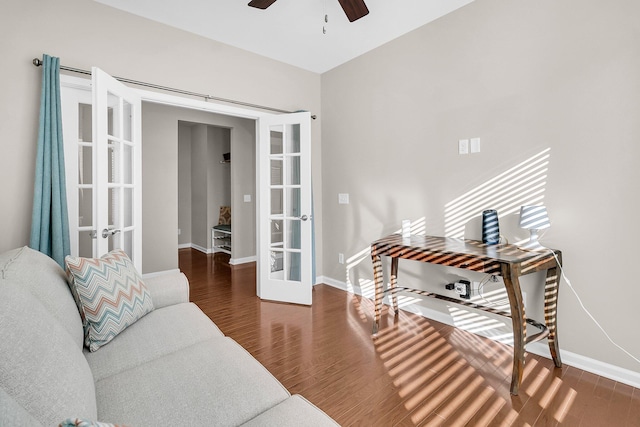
[338, 253, 345, 264]
[338, 193, 349, 204]
[454, 280, 471, 299]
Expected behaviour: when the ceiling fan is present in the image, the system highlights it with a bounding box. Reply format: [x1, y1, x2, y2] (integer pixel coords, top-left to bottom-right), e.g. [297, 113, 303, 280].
[248, 0, 369, 23]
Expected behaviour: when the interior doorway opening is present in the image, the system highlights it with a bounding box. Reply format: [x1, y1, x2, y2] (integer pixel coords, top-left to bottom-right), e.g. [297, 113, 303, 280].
[177, 121, 231, 257]
[141, 101, 256, 269]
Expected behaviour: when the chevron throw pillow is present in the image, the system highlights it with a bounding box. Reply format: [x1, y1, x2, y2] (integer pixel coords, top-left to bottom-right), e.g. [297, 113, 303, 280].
[65, 250, 154, 352]
[59, 418, 125, 427]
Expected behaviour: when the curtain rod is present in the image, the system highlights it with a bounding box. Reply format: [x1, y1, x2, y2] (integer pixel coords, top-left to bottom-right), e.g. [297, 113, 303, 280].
[32, 58, 316, 119]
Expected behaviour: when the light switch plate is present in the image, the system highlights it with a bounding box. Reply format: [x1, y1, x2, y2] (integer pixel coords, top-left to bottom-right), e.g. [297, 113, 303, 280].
[244, 194, 251, 202]
[470, 137, 481, 153]
[458, 139, 469, 155]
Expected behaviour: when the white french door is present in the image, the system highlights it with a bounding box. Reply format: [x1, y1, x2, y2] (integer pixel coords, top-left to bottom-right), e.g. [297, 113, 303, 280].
[61, 69, 142, 271]
[257, 112, 313, 305]
[92, 67, 142, 270]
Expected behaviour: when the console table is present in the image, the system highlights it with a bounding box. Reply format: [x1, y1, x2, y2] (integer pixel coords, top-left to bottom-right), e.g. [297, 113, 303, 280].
[370, 234, 562, 395]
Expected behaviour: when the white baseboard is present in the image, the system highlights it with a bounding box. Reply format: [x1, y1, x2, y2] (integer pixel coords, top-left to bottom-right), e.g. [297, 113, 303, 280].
[179, 243, 216, 254]
[320, 276, 640, 390]
[230, 255, 256, 265]
[178, 243, 256, 264]
[190, 243, 211, 254]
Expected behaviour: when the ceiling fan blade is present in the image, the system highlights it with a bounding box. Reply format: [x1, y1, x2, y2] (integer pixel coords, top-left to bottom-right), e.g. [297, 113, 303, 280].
[337, 0, 369, 22]
[248, 0, 277, 10]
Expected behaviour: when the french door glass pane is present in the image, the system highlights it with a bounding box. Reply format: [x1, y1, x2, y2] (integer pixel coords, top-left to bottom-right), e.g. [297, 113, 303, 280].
[270, 250, 284, 276]
[286, 220, 301, 250]
[108, 188, 119, 228]
[270, 220, 283, 247]
[78, 145, 92, 185]
[270, 130, 283, 154]
[122, 143, 133, 184]
[108, 140, 119, 184]
[107, 92, 119, 137]
[78, 103, 92, 142]
[271, 189, 283, 215]
[123, 188, 133, 228]
[286, 252, 301, 281]
[123, 230, 133, 257]
[285, 124, 300, 153]
[78, 230, 93, 258]
[79, 188, 92, 227]
[270, 159, 283, 185]
[123, 100, 132, 142]
[286, 188, 301, 217]
[286, 156, 300, 185]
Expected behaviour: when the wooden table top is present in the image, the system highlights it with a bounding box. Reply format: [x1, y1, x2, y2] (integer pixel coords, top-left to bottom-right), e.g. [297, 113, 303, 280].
[371, 234, 560, 275]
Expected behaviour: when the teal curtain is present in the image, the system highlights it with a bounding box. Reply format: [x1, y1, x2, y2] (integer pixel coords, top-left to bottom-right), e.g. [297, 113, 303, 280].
[29, 54, 70, 268]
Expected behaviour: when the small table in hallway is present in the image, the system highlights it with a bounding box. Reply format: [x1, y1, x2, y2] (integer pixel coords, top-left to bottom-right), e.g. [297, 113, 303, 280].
[370, 234, 563, 395]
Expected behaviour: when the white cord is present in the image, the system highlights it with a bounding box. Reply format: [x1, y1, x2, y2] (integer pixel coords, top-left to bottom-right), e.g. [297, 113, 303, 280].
[549, 250, 640, 365]
[481, 242, 639, 364]
[477, 274, 509, 307]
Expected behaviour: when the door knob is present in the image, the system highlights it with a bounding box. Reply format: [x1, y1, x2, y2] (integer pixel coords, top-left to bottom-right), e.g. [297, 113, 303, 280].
[102, 228, 121, 238]
[299, 215, 311, 221]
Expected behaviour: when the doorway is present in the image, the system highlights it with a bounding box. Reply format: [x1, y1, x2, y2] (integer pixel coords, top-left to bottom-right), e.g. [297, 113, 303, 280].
[60, 73, 313, 305]
[177, 121, 232, 257]
[141, 102, 256, 270]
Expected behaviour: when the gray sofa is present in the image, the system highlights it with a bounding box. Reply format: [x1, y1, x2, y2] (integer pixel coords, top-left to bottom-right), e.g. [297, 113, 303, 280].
[0, 247, 339, 426]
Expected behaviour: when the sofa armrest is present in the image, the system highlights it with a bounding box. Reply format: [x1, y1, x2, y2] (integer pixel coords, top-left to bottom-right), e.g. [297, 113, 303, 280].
[143, 272, 190, 309]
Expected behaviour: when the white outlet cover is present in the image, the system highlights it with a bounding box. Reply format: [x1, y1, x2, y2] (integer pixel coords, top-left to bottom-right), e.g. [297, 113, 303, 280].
[338, 193, 349, 204]
[244, 194, 251, 202]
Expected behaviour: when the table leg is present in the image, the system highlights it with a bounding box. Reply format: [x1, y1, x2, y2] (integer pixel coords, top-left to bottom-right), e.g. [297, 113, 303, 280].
[390, 257, 399, 314]
[545, 261, 562, 368]
[501, 264, 526, 395]
[372, 252, 384, 335]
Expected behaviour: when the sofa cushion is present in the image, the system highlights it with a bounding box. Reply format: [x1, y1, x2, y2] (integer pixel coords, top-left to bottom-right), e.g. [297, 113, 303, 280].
[240, 395, 339, 427]
[0, 387, 44, 427]
[96, 337, 290, 426]
[85, 302, 224, 381]
[0, 246, 84, 348]
[142, 272, 189, 309]
[65, 250, 154, 351]
[0, 282, 97, 425]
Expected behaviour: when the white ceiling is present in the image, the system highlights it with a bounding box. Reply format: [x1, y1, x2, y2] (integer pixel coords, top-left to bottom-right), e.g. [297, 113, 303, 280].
[95, 0, 476, 74]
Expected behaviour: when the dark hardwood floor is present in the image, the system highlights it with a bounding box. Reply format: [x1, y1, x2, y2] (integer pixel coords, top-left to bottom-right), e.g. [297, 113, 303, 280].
[179, 248, 640, 426]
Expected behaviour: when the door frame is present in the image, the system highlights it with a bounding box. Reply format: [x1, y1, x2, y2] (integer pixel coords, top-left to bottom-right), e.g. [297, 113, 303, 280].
[60, 75, 313, 294]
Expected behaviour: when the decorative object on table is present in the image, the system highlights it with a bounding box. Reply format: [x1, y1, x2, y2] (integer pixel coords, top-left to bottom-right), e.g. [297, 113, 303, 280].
[519, 205, 551, 250]
[482, 209, 500, 245]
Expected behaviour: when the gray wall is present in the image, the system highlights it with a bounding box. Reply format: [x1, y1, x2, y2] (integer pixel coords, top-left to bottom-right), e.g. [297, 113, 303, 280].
[321, 0, 640, 372]
[0, 0, 322, 273]
[177, 125, 192, 245]
[190, 125, 209, 251]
